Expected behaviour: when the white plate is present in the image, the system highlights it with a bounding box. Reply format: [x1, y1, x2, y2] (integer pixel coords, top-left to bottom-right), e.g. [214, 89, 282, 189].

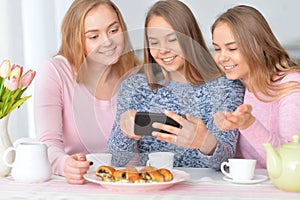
[84, 169, 190, 192]
[223, 175, 268, 184]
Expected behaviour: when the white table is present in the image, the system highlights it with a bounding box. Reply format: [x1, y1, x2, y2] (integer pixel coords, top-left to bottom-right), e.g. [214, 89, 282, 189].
[0, 168, 299, 200]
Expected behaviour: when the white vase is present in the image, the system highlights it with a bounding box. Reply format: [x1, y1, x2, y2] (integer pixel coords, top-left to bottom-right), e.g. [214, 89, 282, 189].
[0, 115, 14, 178]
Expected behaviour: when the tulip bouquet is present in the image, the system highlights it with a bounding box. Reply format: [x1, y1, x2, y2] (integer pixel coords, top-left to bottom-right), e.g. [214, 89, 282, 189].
[0, 60, 36, 119]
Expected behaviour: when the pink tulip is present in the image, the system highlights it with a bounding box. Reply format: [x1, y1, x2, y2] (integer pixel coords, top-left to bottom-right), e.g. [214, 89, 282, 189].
[21, 69, 36, 88]
[7, 76, 19, 91]
[10, 64, 23, 80]
[0, 60, 11, 78]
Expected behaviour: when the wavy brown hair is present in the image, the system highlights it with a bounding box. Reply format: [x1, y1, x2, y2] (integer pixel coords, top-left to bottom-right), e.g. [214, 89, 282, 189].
[212, 5, 300, 101]
[57, 0, 139, 80]
[144, 0, 223, 92]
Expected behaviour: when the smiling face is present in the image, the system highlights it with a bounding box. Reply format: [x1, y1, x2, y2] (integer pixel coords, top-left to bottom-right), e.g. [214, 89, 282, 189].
[84, 4, 125, 66]
[212, 22, 250, 84]
[146, 16, 185, 76]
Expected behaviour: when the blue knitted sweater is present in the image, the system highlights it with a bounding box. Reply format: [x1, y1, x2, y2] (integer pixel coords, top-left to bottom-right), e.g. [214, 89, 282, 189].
[108, 73, 245, 170]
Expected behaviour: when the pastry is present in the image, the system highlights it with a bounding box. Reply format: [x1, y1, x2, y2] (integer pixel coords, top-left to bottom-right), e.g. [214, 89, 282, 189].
[139, 166, 157, 173]
[113, 168, 144, 183]
[145, 169, 165, 182]
[126, 171, 145, 183]
[124, 166, 138, 173]
[158, 168, 173, 181]
[95, 165, 115, 182]
[94, 165, 173, 183]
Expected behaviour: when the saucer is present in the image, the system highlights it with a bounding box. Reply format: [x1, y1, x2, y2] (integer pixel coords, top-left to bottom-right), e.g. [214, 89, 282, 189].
[223, 175, 268, 184]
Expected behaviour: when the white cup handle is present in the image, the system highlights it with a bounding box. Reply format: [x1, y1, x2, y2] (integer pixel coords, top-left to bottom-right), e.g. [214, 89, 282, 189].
[220, 161, 231, 179]
[3, 147, 16, 167]
[146, 160, 151, 166]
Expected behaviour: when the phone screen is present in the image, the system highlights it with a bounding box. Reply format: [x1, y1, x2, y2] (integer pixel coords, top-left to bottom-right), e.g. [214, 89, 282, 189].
[134, 112, 183, 136]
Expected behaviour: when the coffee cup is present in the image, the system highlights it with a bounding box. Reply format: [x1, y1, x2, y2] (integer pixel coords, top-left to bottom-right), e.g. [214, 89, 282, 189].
[86, 153, 112, 172]
[221, 159, 256, 181]
[146, 152, 174, 169]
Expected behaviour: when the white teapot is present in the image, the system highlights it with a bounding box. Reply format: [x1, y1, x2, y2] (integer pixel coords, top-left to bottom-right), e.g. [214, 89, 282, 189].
[2, 140, 51, 183]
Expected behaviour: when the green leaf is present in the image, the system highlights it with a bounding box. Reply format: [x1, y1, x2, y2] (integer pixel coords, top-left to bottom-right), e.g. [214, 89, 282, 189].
[1, 88, 10, 102]
[5, 96, 31, 115]
[16, 88, 27, 100]
[9, 88, 22, 99]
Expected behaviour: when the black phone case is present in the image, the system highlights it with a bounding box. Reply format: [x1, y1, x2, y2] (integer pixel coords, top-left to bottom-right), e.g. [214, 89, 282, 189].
[134, 112, 183, 136]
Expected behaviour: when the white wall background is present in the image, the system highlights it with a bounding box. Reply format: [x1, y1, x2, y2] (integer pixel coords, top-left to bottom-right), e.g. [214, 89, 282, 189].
[0, 0, 299, 142]
[115, 0, 300, 58]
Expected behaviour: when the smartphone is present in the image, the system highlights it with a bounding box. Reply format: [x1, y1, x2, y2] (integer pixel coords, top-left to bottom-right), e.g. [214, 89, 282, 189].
[134, 112, 184, 136]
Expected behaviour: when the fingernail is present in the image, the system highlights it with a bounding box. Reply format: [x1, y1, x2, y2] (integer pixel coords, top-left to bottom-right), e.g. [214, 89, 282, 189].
[90, 161, 93, 166]
[78, 155, 85, 160]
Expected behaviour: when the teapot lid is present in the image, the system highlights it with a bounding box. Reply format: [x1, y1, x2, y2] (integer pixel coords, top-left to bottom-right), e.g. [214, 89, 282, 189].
[283, 134, 300, 149]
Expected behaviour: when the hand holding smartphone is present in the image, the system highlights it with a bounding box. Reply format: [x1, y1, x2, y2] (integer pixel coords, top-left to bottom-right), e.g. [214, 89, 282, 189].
[134, 112, 183, 136]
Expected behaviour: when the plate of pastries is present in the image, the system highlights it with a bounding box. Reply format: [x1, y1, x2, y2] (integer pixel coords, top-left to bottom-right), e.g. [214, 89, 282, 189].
[84, 165, 190, 192]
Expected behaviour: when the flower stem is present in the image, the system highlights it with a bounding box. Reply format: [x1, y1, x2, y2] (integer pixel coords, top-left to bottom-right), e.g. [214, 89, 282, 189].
[0, 77, 4, 98]
[2, 91, 11, 112]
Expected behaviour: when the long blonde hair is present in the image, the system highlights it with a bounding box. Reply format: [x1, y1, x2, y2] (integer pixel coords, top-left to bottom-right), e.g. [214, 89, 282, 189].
[212, 5, 300, 101]
[57, 0, 139, 79]
[144, 0, 223, 92]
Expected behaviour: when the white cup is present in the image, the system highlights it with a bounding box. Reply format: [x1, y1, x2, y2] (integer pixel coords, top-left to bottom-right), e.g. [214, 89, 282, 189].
[86, 153, 112, 172]
[146, 152, 174, 169]
[221, 159, 256, 181]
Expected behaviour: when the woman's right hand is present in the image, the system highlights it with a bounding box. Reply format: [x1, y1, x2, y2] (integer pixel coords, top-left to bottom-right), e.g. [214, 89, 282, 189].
[120, 110, 141, 140]
[63, 153, 91, 184]
[213, 104, 256, 130]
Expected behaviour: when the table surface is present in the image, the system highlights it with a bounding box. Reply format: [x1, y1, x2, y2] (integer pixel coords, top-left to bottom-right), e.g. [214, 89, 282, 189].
[0, 168, 299, 200]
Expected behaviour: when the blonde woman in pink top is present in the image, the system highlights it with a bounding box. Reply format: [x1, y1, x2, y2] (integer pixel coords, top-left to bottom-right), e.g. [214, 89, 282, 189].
[212, 5, 300, 168]
[34, 0, 139, 184]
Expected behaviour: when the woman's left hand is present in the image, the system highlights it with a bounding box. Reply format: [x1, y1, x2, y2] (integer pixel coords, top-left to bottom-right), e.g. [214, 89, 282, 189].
[152, 110, 210, 149]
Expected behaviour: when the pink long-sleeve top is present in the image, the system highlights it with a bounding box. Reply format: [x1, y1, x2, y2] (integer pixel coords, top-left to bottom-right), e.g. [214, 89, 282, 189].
[34, 55, 116, 176]
[236, 73, 300, 168]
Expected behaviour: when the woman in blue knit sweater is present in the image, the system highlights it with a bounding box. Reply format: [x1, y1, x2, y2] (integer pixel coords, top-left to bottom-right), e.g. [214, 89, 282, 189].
[108, 0, 245, 170]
